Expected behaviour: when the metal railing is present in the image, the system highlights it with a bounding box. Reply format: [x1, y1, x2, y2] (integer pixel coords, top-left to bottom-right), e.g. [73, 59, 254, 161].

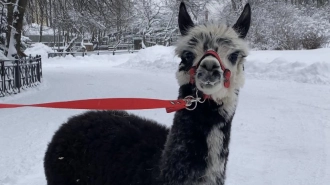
[0, 55, 42, 97]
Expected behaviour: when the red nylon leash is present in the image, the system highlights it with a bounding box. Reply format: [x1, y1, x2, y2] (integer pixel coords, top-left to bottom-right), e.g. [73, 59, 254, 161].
[0, 98, 187, 113]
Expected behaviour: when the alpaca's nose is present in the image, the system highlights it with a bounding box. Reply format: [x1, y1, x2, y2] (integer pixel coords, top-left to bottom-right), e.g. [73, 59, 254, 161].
[197, 70, 221, 83]
[197, 57, 222, 83]
[199, 57, 220, 71]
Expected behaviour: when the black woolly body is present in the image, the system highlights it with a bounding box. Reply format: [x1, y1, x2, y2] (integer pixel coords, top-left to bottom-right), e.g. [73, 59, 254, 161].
[44, 111, 169, 185]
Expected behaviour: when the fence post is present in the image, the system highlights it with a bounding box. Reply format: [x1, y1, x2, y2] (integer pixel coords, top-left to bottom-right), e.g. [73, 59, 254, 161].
[37, 55, 41, 82]
[24, 58, 28, 85]
[40, 55, 42, 78]
[1, 61, 4, 94]
[30, 55, 35, 83]
[37, 55, 42, 78]
[14, 58, 21, 92]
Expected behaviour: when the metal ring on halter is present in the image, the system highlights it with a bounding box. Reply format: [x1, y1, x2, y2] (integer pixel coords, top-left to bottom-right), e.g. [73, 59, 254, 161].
[184, 90, 206, 111]
[185, 99, 198, 111]
[184, 95, 197, 111]
[195, 90, 207, 104]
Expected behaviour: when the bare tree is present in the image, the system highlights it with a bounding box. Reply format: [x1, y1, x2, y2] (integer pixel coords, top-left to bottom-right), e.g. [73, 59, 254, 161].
[134, 0, 162, 45]
[16, 0, 329, 52]
[36, 0, 46, 42]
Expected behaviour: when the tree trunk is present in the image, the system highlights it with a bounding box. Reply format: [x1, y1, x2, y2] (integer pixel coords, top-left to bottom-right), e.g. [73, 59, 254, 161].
[6, 0, 14, 49]
[39, 18, 43, 42]
[6, 0, 28, 58]
[14, 0, 28, 57]
[45, 0, 49, 27]
[49, 0, 52, 27]
[38, 0, 44, 42]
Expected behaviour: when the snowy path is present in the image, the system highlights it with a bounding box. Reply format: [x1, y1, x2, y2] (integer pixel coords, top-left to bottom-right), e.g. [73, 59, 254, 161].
[1, 48, 330, 185]
[228, 80, 330, 185]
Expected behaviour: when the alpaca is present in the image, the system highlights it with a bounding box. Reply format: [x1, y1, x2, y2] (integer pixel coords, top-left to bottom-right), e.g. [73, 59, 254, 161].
[44, 2, 251, 185]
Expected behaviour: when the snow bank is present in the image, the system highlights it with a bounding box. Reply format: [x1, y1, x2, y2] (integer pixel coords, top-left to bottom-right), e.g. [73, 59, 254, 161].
[119, 45, 180, 72]
[25, 43, 53, 59]
[24, 43, 330, 84]
[246, 59, 330, 84]
[43, 53, 133, 70]
[122, 46, 330, 84]
[246, 49, 330, 84]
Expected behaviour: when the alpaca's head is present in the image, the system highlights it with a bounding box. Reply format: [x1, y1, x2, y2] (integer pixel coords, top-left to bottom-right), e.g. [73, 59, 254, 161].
[175, 2, 251, 102]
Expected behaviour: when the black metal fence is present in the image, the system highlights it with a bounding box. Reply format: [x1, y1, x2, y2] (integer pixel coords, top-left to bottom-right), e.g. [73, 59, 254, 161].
[0, 55, 42, 97]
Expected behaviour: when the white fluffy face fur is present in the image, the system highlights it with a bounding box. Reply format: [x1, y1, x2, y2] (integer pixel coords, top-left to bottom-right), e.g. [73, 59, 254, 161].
[175, 24, 249, 103]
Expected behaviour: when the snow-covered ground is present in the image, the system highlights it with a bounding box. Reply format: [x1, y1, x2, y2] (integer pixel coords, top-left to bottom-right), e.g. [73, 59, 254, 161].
[1, 45, 330, 185]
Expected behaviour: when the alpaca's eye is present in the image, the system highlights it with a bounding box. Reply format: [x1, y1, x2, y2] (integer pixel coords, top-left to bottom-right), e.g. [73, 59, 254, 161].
[228, 51, 240, 65]
[182, 51, 195, 62]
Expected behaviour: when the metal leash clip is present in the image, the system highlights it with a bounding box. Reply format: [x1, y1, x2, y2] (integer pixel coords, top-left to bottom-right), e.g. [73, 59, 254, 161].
[184, 90, 206, 111]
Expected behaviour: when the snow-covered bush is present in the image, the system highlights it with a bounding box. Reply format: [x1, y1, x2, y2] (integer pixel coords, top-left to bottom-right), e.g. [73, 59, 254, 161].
[217, 0, 330, 50]
[25, 43, 53, 59]
[301, 31, 328, 50]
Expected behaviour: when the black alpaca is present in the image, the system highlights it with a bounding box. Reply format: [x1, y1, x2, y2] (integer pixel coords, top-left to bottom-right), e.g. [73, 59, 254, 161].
[44, 3, 251, 185]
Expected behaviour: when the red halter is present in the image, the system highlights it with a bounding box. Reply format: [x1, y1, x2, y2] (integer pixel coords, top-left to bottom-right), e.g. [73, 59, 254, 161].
[189, 50, 231, 88]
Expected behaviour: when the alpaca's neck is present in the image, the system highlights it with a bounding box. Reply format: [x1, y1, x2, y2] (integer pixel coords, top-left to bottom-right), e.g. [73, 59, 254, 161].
[159, 84, 238, 185]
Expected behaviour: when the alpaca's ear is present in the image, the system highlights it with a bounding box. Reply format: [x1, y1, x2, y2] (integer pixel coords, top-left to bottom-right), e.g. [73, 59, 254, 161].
[232, 3, 251, 39]
[178, 2, 194, 36]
